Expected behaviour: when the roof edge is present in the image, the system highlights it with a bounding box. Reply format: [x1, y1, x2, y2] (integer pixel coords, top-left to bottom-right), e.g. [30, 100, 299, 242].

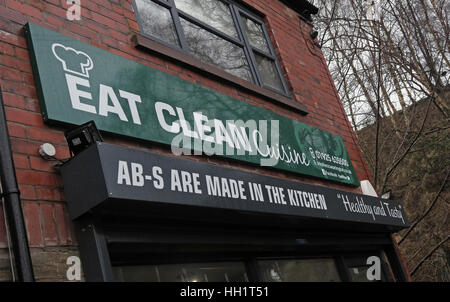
[280, 0, 319, 22]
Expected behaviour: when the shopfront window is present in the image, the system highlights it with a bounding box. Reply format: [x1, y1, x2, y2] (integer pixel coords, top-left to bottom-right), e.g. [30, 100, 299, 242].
[113, 261, 248, 282]
[113, 258, 348, 282]
[348, 265, 372, 282]
[133, 0, 289, 95]
[85, 214, 406, 282]
[257, 258, 342, 282]
[112, 254, 397, 282]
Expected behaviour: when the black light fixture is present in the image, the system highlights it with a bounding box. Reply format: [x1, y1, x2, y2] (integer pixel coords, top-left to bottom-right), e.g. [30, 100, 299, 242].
[64, 120, 103, 157]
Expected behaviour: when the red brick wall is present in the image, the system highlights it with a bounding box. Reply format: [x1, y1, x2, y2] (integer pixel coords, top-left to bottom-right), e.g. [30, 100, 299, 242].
[0, 0, 372, 276]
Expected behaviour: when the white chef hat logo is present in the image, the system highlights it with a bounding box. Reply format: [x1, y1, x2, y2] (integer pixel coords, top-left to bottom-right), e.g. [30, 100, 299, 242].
[51, 43, 93, 78]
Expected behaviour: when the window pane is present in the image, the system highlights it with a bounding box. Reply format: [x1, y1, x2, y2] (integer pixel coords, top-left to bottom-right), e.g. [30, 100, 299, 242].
[258, 258, 342, 282]
[174, 0, 238, 39]
[348, 266, 374, 282]
[254, 54, 283, 91]
[135, 0, 180, 46]
[113, 262, 248, 282]
[240, 15, 270, 53]
[180, 18, 253, 82]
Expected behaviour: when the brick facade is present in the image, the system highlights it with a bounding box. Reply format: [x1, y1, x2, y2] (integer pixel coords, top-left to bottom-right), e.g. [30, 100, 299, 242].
[0, 0, 372, 281]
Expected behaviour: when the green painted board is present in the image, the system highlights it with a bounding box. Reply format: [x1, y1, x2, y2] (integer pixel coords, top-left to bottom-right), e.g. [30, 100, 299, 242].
[25, 23, 359, 186]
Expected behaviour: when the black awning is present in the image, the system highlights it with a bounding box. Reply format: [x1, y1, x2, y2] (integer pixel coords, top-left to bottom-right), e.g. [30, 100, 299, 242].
[60, 142, 409, 233]
[280, 0, 319, 21]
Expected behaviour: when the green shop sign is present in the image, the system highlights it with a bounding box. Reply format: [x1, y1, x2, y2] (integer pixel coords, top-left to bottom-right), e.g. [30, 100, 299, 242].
[25, 23, 359, 186]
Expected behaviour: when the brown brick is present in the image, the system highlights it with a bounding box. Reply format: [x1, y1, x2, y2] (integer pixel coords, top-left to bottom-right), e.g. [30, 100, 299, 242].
[90, 11, 116, 29]
[127, 19, 138, 32]
[54, 204, 72, 245]
[46, 3, 69, 19]
[101, 35, 119, 48]
[23, 201, 43, 247]
[0, 30, 27, 48]
[44, 13, 65, 28]
[2, 56, 33, 75]
[0, 6, 27, 25]
[0, 64, 22, 82]
[22, 72, 35, 86]
[18, 184, 36, 200]
[79, 0, 99, 12]
[40, 203, 58, 246]
[67, 23, 98, 40]
[14, 46, 28, 60]
[10, 138, 41, 155]
[25, 98, 40, 112]
[27, 127, 66, 145]
[6, 0, 42, 19]
[42, 0, 60, 6]
[109, 29, 128, 43]
[29, 156, 57, 173]
[5, 107, 44, 127]
[84, 20, 110, 36]
[7, 122, 27, 138]
[12, 153, 29, 169]
[115, 20, 129, 33]
[2, 92, 25, 109]
[36, 187, 64, 202]
[95, 0, 113, 10]
[97, 7, 125, 24]
[0, 41, 14, 56]
[16, 170, 56, 186]
[3, 80, 37, 98]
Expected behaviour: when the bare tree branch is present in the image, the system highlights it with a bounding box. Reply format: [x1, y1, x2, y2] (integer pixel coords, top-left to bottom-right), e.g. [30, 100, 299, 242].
[399, 169, 449, 244]
[410, 235, 450, 276]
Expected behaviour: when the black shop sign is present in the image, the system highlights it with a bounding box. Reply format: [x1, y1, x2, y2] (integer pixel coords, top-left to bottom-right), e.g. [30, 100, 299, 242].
[61, 143, 409, 231]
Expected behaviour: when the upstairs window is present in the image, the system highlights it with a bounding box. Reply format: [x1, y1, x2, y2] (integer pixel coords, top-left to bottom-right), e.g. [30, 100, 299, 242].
[133, 0, 289, 96]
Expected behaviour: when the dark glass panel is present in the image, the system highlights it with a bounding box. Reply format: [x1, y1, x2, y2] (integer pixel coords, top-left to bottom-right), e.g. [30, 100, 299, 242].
[258, 258, 342, 282]
[175, 0, 238, 38]
[114, 261, 248, 282]
[254, 54, 283, 91]
[135, 0, 180, 46]
[181, 18, 253, 82]
[240, 15, 270, 53]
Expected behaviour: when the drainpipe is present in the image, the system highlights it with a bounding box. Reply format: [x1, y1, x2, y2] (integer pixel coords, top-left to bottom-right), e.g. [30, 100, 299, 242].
[0, 90, 34, 281]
